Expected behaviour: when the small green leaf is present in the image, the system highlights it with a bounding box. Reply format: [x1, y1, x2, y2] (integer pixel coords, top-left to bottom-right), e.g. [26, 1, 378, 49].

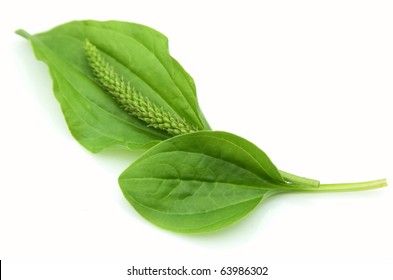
[119, 131, 288, 233]
[17, 20, 210, 152]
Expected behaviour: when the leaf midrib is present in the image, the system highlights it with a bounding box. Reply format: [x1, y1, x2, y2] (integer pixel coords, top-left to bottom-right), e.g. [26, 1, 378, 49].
[122, 150, 280, 187]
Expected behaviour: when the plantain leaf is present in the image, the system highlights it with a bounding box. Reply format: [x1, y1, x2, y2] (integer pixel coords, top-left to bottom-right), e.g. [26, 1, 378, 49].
[17, 20, 210, 152]
[119, 131, 289, 233]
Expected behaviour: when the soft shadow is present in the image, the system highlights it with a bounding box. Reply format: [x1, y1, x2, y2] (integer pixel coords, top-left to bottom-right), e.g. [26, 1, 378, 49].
[88, 147, 145, 176]
[94, 147, 143, 163]
[14, 39, 65, 129]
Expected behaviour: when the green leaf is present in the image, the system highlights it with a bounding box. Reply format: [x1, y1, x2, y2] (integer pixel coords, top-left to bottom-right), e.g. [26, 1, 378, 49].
[119, 131, 288, 233]
[16, 20, 210, 152]
[119, 130, 388, 233]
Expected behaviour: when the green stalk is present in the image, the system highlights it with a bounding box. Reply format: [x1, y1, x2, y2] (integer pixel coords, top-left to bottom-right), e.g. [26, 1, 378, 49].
[293, 178, 387, 193]
[280, 170, 320, 188]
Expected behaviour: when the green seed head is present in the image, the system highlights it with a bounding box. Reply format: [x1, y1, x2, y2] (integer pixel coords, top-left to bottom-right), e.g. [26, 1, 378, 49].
[84, 40, 198, 136]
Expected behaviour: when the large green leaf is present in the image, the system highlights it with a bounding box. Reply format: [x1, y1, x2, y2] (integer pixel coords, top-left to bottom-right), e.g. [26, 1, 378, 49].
[119, 130, 388, 233]
[17, 20, 210, 152]
[119, 131, 289, 233]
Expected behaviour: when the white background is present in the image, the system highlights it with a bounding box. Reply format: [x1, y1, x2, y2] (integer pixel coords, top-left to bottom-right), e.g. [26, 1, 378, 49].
[1, 0, 392, 279]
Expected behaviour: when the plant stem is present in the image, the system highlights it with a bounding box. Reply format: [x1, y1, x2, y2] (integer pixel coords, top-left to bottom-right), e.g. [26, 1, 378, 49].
[280, 170, 320, 188]
[294, 178, 387, 193]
